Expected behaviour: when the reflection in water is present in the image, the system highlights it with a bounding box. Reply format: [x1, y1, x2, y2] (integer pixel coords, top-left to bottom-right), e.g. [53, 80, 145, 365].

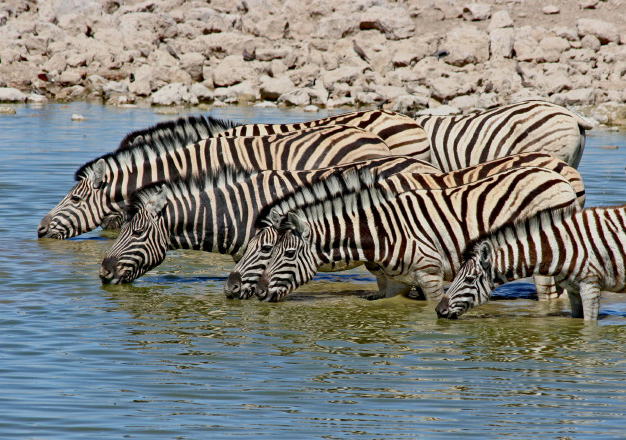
[1, 104, 626, 438]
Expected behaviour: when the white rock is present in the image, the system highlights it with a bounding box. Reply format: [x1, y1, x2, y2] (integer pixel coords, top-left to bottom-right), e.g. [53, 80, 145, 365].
[27, 93, 48, 103]
[71, 113, 86, 121]
[254, 101, 277, 108]
[416, 105, 461, 116]
[462, 3, 492, 21]
[0, 87, 26, 102]
[103, 81, 129, 95]
[490, 28, 515, 58]
[189, 83, 213, 102]
[211, 55, 256, 87]
[552, 88, 596, 106]
[391, 94, 429, 114]
[576, 18, 620, 44]
[278, 88, 310, 106]
[489, 10, 513, 30]
[359, 6, 415, 40]
[579, 0, 599, 9]
[150, 83, 199, 106]
[539, 36, 570, 63]
[542, 5, 560, 14]
[260, 75, 295, 101]
[0, 106, 17, 114]
[179, 52, 206, 82]
[442, 26, 489, 66]
[303, 105, 319, 112]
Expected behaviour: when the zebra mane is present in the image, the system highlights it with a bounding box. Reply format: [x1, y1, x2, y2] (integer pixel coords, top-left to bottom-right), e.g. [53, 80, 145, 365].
[126, 165, 260, 217]
[461, 204, 579, 262]
[256, 167, 390, 228]
[74, 114, 241, 181]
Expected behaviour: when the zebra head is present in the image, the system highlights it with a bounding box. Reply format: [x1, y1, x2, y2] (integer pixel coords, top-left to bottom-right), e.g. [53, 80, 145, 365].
[436, 241, 496, 319]
[224, 225, 280, 299]
[38, 159, 111, 239]
[255, 212, 318, 302]
[100, 185, 169, 284]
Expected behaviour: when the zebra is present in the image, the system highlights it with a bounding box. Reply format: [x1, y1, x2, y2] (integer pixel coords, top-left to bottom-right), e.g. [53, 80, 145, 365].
[38, 122, 396, 240]
[435, 204, 626, 321]
[242, 166, 580, 302]
[98, 156, 439, 284]
[415, 100, 593, 172]
[225, 152, 585, 300]
[215, 109, 430, 159]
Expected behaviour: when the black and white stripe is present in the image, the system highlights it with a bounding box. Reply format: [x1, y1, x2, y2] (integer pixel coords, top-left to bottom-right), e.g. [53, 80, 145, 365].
[415, 100, 593, 171]
[98, 157, 438, 284]
[38, 117, 395, 240]
[227, 152, 585, 300]
[436, 204, 626, 321]
[245, 166, 581, 302]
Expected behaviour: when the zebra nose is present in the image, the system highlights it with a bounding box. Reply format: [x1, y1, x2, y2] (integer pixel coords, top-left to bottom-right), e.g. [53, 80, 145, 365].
[224, 271, 242, 299]
[38, 215, 52, 238]
[435, 297, 451, 318]
[255, 274, 269, 301]
[100, 257, 119, 284]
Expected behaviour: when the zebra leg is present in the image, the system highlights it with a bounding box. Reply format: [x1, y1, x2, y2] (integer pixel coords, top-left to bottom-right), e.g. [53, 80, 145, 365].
[363, 263, 388, 300]
[534, 275, 564, 300]
[566, 285, 584, 318]
[579, 283, 602, 322]
[384, 278, 413, 298]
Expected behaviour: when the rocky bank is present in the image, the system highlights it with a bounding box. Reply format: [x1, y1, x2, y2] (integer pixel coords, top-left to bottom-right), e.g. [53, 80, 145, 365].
[0, 0, 625, 125]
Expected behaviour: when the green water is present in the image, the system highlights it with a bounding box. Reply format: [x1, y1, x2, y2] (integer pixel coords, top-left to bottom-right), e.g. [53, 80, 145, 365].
[1, 103, 626, 439]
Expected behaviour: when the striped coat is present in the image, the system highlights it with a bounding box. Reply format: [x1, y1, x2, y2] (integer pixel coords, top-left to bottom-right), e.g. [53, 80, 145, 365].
[38, 122, 394, 240]
[98, 157, 438, 284]
[436, 205, 626, 321]
[225, 152, 585, 300]
[415, 100, 593, 171]
[239, 166, 580, 302]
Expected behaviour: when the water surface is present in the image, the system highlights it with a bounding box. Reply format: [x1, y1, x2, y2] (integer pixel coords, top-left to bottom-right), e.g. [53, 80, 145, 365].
[1, 103, 626, 439]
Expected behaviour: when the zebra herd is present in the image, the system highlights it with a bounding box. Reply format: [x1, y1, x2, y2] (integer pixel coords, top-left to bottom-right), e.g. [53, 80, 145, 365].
[41, 100, 622, 322]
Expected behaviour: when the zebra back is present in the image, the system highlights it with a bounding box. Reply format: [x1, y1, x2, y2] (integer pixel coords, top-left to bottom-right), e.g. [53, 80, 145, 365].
[216, 109, 431, 160]
[415, 100, 593, 171]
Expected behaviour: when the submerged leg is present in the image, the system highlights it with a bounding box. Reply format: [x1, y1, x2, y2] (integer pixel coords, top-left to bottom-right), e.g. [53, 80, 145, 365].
[579, 283, 602, 321]
[566, 285, 584, 318]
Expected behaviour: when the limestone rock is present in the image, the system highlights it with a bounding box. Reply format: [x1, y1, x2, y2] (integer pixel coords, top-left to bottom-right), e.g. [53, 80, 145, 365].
[179, 52, 205, 82]
[150, 83, 198, 105]
[189, 83, 213, 102]
[542, 5, 560, 14]
[488, 10, 513, 30]
[359, 6, 415, 40]
[576, 18, 620, 44]
[260, 75, 295, 101]
[212, 55, 256, 87]
[539, 36, 570, 63]
[462, 4, 492, 21]
[0, 87, 26, 102]
[442, 26, 489, 67]
[490, 28, 514, 58]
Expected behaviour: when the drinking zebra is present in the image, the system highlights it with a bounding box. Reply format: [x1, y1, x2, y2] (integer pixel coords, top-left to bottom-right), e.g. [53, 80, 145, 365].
[229, 166, 581, 302]
[435, 204, 626, 321]
[225, 152, 585, 300]
[98, 157, 438, 284]
[415, 100, 593, 171]
[38, 123, 395, 240]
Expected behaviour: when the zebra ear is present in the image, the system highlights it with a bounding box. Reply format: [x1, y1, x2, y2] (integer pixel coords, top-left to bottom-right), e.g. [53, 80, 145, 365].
[146, 185, 168, 216]
[286, 212, 310, 239]
[91, 159, 106, 189]
[268, 208, 283, 229]
[478, 242, 492, 272]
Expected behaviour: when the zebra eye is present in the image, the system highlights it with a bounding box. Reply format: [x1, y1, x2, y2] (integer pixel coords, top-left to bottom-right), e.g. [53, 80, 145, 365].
[261, 245, 273, 253]
[70, 195, 83, 204]
[284, 249, 297, 259]
[466, 275, 476, 284]
[132, 228, 145, 237]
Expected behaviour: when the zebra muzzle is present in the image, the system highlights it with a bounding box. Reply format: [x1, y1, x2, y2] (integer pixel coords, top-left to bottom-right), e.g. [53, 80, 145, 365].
[435, 297, 458, 319]
[100, 257, 127, 284]
[224, 272, 242, 299]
